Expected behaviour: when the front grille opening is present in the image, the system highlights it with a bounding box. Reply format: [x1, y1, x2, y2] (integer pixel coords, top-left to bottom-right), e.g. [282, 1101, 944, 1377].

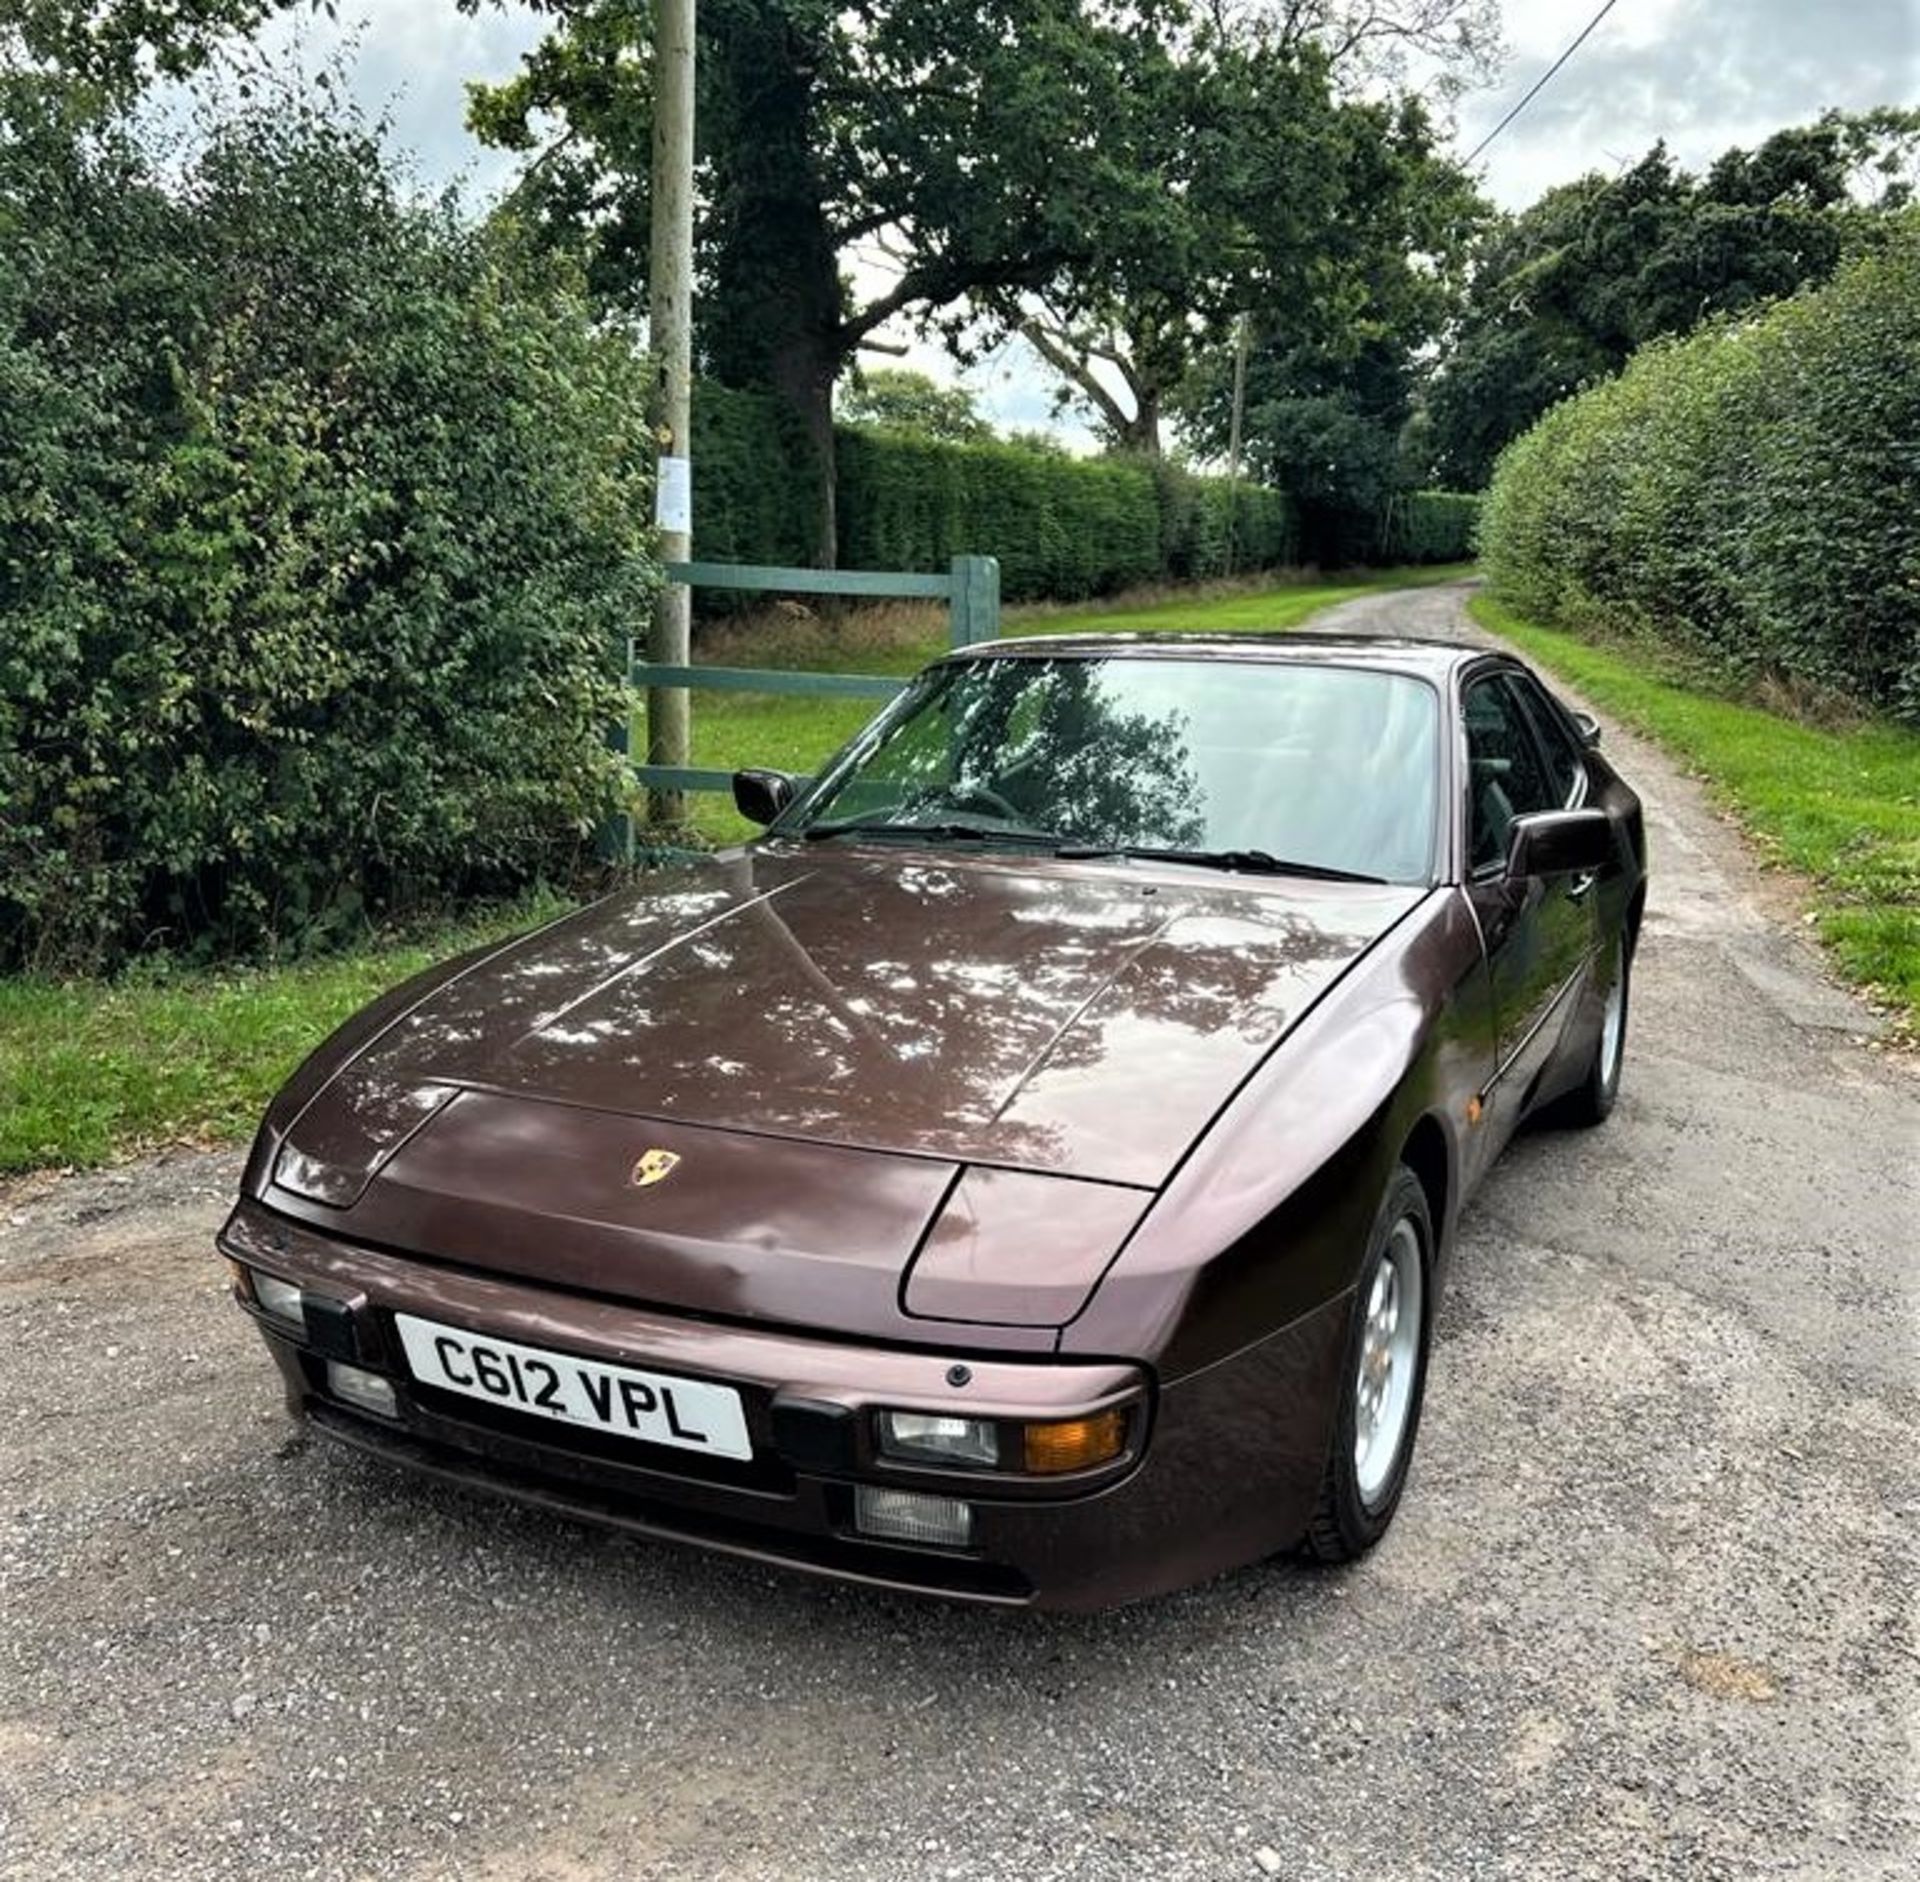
[306, 1401, 1034, 1603]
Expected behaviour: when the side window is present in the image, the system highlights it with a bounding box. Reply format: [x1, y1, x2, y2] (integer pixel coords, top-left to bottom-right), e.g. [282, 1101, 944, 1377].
[1507, 674, 1585, 807]
[1463, 675, 1557, 872]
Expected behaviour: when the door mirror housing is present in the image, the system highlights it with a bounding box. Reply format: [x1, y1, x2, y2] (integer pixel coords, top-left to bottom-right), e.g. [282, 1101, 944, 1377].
[733, 768, 798, 827]
[1569, 709, 1603, 749]
[1506, 808, 1613, 880]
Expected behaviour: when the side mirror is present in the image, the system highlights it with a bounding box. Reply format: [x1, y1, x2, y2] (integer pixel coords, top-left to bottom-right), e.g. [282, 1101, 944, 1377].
[1569, 709, 1602, 749]
[733, 768, 798, 827]
[1506, 808, 1613, 880]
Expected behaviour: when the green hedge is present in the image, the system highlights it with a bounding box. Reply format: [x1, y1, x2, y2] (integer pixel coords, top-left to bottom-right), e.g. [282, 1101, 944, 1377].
[692, 383, 821, 572]
[1479, 221, 1920, 721]
[694, 386, 1299, 601]
[1381, 491, 1481, 564]
[838, 429, 1154, 600]
[1152, 460, 1300, 583]
[0, 107, 657, 973]
[839, 431, 1298, 600]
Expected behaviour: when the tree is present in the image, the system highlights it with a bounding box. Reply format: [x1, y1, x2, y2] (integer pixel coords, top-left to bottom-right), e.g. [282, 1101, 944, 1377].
[1004, 23, 1339, 459]
[1016, 44, 1481, 461]
[466, 0, 1188, 563]
[1001, 1, 1495, 457]
[1156, 67, 1484, 558]
[1241, 0, 1503, 90]
[839, 367, 993, 443]
[0, 0, 307, 101]
[1423, 109, 1920, 489]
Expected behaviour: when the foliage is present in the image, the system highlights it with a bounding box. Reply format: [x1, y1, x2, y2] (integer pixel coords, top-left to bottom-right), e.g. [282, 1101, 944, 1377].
[836, 433, 1296, 602]
[688, 387, 1296, 600]
[837, 431, 1152, 601]
[1425, 111, 1920, 489]
[839, 368, 994, 444]
[0, 101, 658, 972]
[1379, 492, 1479, 565]
[1478, 221, 1920, 722]
[1474, 596, 1920, 1035]
[0, 0, 299, 98]
[466, 0, 1195, 560]
[1158, 66, 1483, 556]
[0, 892, 570, 1175]
[1016, 21, 1485, 460]
[692, 382, 822, 571]
[467, 2, 1490, 553]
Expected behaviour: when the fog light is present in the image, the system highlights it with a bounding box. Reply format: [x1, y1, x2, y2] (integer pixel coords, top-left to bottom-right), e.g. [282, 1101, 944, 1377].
[326, 1361, 397, 1420]
[251, 1271, 306, 1329]
[877, 1409, 999, 1468]
[1023, 1409, 1126, 1475]
[853, 1486, 974, 1549]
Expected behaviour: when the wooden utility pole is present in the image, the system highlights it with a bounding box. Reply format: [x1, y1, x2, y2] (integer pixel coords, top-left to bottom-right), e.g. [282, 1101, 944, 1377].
[646, 0, 696, 830]
[1225, 311, 1250, 574]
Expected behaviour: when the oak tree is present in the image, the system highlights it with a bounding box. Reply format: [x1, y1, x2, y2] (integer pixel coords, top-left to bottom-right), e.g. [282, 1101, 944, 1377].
[466, 0, 1183, 561]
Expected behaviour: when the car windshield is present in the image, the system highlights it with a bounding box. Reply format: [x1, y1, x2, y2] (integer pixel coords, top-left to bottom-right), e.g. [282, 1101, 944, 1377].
[788, 653, 1439, 884]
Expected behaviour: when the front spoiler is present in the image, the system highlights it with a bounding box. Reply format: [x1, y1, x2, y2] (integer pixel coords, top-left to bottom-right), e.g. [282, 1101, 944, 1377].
[221, 1196, 1350, 1610]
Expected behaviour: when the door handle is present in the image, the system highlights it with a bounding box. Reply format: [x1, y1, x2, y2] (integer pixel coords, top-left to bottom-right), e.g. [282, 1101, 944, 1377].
[1567, 871, 1597, 901]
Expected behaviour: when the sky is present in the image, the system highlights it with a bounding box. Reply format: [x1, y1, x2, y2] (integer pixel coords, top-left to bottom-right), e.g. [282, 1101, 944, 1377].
[1461, 0, 1920, 211]
[238, 0, 1920, 438]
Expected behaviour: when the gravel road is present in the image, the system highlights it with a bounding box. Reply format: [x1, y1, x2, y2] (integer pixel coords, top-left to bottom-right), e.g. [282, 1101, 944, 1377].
[3, 582, 1915, 1881]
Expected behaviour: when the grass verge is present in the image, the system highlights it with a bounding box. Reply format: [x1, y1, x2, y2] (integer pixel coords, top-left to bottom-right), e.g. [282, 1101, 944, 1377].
[0, 895, 569, 1178]
[1473, 594, 1920, 1035]
[0, 565, 1468, 1179]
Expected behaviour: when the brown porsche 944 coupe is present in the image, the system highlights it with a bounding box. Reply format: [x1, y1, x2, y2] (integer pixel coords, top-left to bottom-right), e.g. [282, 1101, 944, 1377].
[220, 634, 1645, 1609]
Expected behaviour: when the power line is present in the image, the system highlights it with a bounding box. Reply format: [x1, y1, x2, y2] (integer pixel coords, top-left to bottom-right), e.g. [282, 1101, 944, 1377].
[1464, 0, 1627, 167]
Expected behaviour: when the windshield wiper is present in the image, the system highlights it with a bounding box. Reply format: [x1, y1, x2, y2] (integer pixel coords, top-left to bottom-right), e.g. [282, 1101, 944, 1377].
[802, 816, 1061, 845]
[1053, 843, 1388, 884]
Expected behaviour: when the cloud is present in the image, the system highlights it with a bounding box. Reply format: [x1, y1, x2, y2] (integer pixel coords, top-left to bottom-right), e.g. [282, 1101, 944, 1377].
[251, 0, 546, 200]
[1461, 0, 1920, 206]
[162, 0, 1920, 429]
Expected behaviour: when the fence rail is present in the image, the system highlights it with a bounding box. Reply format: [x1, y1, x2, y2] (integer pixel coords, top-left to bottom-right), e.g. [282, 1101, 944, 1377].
[621, 554, 1001, 815]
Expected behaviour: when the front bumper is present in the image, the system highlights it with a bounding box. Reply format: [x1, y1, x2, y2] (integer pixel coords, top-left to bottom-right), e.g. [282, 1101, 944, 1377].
[219, 1199, 1349, 1610]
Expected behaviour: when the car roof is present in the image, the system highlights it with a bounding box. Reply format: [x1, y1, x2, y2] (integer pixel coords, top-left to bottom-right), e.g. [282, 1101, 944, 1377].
[945, 632, 1489, 682]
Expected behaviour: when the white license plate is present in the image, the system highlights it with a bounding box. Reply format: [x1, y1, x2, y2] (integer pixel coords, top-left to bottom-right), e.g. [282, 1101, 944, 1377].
[393, 1314, 752, 1461]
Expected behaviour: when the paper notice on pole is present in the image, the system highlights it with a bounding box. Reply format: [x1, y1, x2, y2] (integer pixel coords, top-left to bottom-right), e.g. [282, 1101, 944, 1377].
[654, 455, 692, 535]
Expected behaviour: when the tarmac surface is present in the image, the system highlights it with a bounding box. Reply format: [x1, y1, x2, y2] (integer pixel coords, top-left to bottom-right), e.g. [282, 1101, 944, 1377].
[2, 582, 1915, 1880]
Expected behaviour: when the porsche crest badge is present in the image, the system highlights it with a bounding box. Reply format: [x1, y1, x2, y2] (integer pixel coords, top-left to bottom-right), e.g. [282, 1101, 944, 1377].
[629, 1148, 682, 1189]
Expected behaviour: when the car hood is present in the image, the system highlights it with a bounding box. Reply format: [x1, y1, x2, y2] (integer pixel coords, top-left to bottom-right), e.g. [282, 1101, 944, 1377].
[276, 847, 1423, 1192]
[257, 849, 1422, 1339]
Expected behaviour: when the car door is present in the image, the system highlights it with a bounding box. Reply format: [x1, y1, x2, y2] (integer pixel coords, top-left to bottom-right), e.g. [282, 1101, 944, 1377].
[1460, 668, 1600, 1156]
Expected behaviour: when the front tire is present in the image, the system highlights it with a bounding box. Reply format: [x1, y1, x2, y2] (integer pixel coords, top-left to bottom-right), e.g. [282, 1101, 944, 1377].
[1304, 1165, 1434, 1564]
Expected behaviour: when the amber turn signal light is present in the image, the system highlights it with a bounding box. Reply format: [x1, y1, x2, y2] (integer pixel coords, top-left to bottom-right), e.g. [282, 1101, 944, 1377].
[1022, 1409, 1126, 1474]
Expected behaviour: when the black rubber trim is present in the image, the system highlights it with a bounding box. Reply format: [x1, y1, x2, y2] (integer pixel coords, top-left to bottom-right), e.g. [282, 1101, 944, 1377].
[303, 1401, 1033, 1605]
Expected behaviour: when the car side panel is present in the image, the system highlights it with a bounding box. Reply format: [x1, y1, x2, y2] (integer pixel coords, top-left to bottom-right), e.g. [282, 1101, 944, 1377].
[1061, 888, 1494, 1381]
[986, 1291, 1353, 1607]
[1521, 754, 1647, 1116]
[1467, 865, 1599, 1142]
